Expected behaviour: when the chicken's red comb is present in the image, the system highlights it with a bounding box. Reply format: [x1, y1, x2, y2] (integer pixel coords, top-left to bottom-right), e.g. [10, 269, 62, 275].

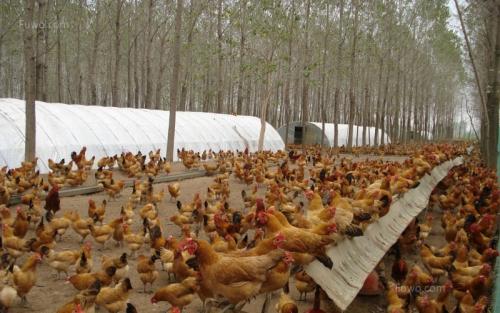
[283, 251, 294, 264]
[180, 238, 198, 255]
[73, 303, 84, 313]
[304, 190, 314, 196]
[171, 307, 181, 313]
[481, 263, 492, 273]
[483, 214, 495, 222]
[274, 232, 285, 242]
[327, 223, 338, 234]
[469, 223, 480, 233]
[256, 210, 268, 223]
[473, 303, 486, 312]
[328, 206, 336, 216]
[488, 248, 500, 257]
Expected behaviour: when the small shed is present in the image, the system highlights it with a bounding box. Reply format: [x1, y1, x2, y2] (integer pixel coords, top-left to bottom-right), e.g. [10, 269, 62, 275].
[277, 121, 390, 147]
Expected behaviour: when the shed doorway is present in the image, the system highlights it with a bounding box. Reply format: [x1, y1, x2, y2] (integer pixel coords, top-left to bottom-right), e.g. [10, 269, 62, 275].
[294, 126, 303, 144]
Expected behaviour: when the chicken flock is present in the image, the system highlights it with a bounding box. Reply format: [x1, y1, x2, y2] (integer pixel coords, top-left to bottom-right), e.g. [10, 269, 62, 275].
[383, 148, 498, 313]
[0, 142, 496, 313]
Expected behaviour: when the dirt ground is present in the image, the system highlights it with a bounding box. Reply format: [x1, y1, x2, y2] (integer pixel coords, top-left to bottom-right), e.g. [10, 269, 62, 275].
[6, 153, 432, 313]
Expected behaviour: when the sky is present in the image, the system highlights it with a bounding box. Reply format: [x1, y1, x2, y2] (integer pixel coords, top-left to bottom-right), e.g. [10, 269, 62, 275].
[447, 0, 465, 36]
[446, 0, 476, 135]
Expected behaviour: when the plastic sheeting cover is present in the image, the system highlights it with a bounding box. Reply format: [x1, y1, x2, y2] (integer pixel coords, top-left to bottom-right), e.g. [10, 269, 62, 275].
[0, 98, 285, 172]
[277, 122, 390, 147]
[305, 156, 464, 311]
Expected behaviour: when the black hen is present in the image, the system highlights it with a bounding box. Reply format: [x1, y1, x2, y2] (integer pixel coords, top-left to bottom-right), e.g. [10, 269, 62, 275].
[126, 303, 138, 313]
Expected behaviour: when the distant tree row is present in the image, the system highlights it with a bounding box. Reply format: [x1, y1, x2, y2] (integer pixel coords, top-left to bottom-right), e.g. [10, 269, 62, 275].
[1, 1, 467, 155]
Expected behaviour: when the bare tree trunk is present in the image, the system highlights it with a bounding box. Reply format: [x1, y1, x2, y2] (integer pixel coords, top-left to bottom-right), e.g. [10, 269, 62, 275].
[346, 0, 358, 152]
[333, 0, 344, 148]
[154, 2, 173, 110]
[112, 0, 123, 107]
[133, 28, 139, 107]
[301, 0, 311, 151]
[320, 2, 330, 149]
[216, 0, 223, 113]
[392, 49, 401, 142]
[65, 45, 74, 103]
[0, 37, 3, 96]
[401, 60, 407, 143]
[127, 13, 134, 108]
[35, 0, 47, 101]
[406, 60, 415, 142]
[75, 0, 83, 104]
[465, 97, 480, 141]
[258, 85, 272, 151]
[166, 0, 183, 161]
[454, 0, 489, 150]
[103, 38, 113, 106]
[380, 61, 391, 146]
[413, 79, 419, 141]
[283, 0, 294, 147]
[226, 45, 234, 114]
[127, 49, 133, 107]
[236, 0, 246, 115]
[423, 92, 429, 141]
[24, 0, 36, 162]
[155, 26, 169, 110]
[362, 77, 369, 146]
[89, 0, 100, 105]
[486, 3, 500, 169]
[374, 58, 383, 146]
[180, 2, 200, 111]
[55, 4, 62, 102]
[321, 80, 329, 148]
[144, 0, 154, 108]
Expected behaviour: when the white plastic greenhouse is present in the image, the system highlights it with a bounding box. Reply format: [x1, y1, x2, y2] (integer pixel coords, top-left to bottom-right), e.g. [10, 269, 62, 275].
[0, 98, 285, 172]
[277, 121, 391, 147]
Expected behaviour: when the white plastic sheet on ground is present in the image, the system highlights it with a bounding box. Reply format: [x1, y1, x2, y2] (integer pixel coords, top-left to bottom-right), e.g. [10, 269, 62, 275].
[305, 156, 464, 311]
[0, 98, 285, 172]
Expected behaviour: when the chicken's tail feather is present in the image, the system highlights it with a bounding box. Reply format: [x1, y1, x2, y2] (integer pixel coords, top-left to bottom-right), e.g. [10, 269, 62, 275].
[316, 254, 333, 269]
